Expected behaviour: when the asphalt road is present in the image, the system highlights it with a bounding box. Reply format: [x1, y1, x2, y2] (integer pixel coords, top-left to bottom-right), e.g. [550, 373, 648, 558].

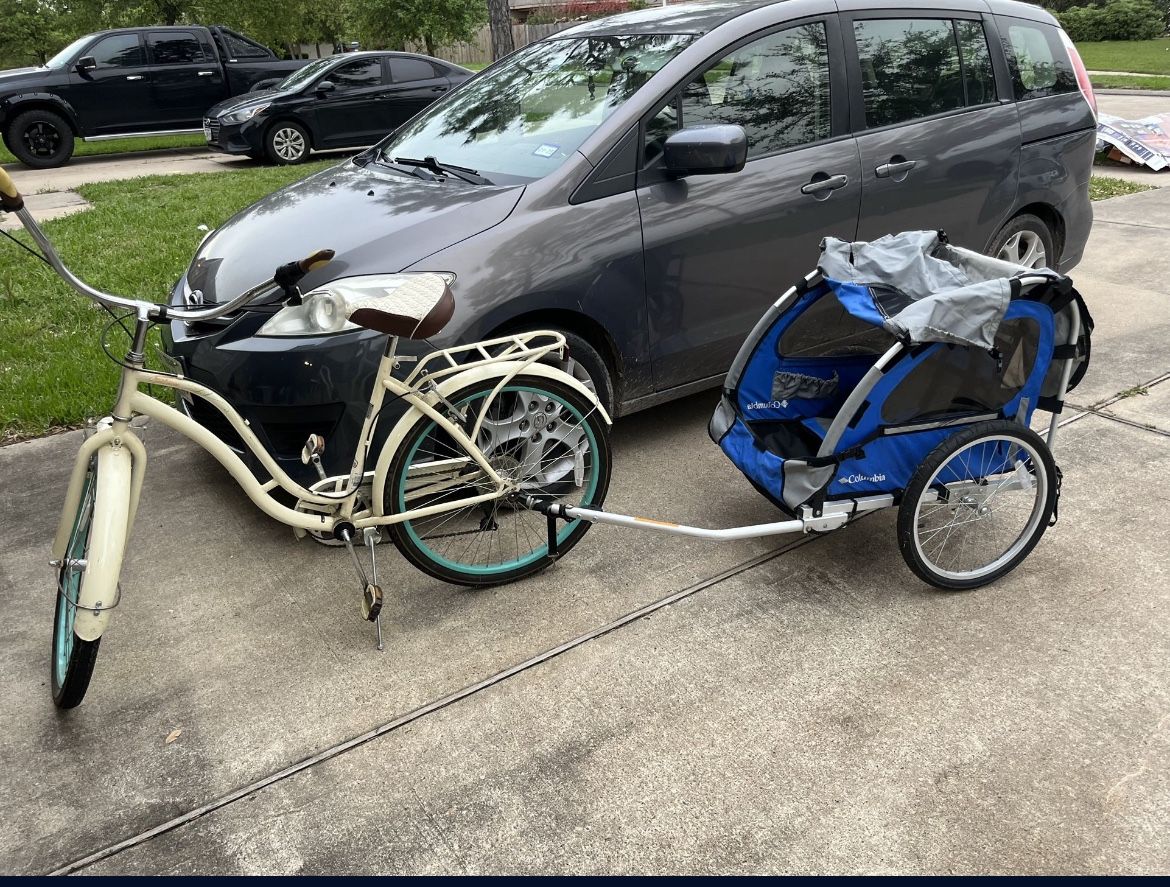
[0, 103, 1168, 876]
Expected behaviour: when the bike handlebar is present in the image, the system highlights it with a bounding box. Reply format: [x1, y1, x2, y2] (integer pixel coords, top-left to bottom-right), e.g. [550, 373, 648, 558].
[0, 163, 333, 323]
[0, 165, 23, 213]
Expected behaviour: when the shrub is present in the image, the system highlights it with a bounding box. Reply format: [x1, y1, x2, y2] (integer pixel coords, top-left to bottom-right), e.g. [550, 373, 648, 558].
[1057, 0, 1164, 42]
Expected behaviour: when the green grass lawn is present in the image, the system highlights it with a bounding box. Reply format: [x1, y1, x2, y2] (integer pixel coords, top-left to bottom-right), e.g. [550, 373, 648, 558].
[1091, 73, 1170, 90]
[1089, 175, 1157, 200]
[0, 159, 336, 442]
[0, 133, 206, 166]
[1075, 38, 1170, 75]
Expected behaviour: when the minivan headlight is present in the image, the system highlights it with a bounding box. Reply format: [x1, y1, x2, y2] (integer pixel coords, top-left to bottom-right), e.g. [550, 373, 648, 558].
[257, 273, 456, 337]
[221, 103, 269, 125]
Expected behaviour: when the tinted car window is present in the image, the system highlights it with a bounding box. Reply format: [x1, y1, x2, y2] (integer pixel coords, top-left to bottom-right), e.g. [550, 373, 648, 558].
[1001, 20, 1077, 100]
[278, 57, 332, 91]
[390, 58, 439, 83]
[854, 18, 963, 127]
[957, 20, 996, 105]
[222, 29, 270, 59]
[330, 59, 383, 89]
[148, 32, 209, 65]
[675, 23, 832, 159]
[88, 34, 146, 69]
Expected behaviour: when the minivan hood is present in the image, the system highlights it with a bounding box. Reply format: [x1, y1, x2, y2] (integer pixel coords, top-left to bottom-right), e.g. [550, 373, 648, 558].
[187, 161, 524, 303]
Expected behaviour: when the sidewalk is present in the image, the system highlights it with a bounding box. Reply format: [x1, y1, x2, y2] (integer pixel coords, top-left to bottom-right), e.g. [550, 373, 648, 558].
[1, 190, 1168, 874]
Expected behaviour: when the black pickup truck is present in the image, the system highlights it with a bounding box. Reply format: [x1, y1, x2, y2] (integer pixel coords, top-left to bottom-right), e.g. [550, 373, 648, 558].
[0, 25, 310, 169]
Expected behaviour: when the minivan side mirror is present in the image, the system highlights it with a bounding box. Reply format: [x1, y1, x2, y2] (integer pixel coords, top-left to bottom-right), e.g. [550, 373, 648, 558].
[663, 125, 747, 177]
[75, 56, 97, 73]
[315, 80, 336, 95]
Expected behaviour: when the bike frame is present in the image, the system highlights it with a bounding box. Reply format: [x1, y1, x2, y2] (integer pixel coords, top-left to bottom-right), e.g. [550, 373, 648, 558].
[52, 323, 605, 563]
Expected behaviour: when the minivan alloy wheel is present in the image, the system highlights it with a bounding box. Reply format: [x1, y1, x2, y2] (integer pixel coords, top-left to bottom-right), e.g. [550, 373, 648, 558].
[997, 230, 1046, 269]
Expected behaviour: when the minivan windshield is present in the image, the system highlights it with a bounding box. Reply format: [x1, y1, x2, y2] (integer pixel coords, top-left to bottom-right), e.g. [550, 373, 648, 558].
[376, 33, 693, 184]
[276, 57, 334, 91]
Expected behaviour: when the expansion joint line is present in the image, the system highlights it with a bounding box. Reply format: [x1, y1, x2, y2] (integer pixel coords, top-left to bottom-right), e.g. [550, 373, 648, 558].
[50, 532, 824, 875]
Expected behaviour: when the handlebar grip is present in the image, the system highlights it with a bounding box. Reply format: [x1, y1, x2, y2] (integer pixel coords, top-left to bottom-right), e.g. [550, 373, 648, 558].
[0, 166, 23, 213]
[274, 248, 335, 292]
[299, 248, 335, 274]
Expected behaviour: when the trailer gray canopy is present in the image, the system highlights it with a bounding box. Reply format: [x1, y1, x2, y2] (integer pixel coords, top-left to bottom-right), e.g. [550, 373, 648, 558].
[818, 230, 1052, 350]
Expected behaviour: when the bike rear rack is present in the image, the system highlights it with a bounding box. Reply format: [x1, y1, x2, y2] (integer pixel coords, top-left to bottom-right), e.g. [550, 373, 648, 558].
[403, 331, 567, 387]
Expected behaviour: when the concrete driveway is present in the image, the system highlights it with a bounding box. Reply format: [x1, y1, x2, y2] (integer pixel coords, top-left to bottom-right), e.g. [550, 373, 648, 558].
[1, 184, 1169, 875]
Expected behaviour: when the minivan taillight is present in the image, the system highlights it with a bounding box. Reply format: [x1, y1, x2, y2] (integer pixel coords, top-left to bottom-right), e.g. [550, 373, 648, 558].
[1059, 29, 1098, 121]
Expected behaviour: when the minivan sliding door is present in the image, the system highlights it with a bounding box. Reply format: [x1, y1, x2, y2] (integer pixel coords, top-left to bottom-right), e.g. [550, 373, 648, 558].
[637, 17, 861, 392]
[844, 12, 1019, 252]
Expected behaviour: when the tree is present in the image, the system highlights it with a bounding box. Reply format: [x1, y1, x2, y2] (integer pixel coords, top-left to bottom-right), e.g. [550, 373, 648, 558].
[351, 0, 485, 55]
[487, 0, 514, 60]
[0, 0, 82, 66]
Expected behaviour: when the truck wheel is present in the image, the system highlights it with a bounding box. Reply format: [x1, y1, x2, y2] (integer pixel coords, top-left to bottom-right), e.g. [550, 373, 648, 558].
[7, 109, 75, 169]
[265, 121, 310, 165]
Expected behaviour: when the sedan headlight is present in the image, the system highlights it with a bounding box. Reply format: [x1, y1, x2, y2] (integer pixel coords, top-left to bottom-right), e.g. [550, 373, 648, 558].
[221, 103, 269, 125]
[257, 273, 456, 337]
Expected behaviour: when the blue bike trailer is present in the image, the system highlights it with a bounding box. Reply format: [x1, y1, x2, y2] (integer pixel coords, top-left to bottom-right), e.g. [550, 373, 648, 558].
[709, 230, 1093, 516]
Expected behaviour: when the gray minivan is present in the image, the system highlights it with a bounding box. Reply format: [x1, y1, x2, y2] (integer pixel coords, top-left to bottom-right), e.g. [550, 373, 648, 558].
[164, 0, 1097, 479]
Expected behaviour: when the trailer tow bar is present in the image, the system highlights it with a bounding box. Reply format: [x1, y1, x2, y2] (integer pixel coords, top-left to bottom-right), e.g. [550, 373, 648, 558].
[522, 495, 583, 561]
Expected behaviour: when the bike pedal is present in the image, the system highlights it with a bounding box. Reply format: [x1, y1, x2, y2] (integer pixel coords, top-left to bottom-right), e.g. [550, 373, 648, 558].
[362, 583, 383, 622]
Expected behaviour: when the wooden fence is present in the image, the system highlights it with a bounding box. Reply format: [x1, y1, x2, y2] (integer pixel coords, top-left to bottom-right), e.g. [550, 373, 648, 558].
[405, 22, 577, 66]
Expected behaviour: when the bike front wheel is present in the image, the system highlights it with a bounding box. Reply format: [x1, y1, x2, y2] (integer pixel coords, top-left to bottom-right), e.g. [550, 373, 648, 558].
[52, 450, 130, 708]
[385, 376, 611, 587]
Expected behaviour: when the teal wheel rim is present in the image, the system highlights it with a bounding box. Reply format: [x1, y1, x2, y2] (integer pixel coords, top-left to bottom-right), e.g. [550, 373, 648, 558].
[397, 385, 601, 577]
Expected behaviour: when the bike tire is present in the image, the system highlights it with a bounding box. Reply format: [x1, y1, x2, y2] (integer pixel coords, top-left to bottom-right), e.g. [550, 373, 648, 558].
[52, 450, 130, 708]
[385, 376, 611, 587]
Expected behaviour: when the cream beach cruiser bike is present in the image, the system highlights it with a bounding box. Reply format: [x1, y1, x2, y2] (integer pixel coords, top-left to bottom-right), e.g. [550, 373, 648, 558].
[0, 169, 612, 709]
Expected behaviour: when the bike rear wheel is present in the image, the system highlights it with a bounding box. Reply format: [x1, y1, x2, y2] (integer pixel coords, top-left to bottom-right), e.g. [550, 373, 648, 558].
[386, 376, 611, 586]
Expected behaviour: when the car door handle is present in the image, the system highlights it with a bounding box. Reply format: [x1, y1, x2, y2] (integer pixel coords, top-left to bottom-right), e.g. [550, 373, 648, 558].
[875, 159, 918, 179]
[125, 75, 145, 81]
[431, 85, 449, 92]
[197, 70, 216, 77]
[801, 173, 849, 196]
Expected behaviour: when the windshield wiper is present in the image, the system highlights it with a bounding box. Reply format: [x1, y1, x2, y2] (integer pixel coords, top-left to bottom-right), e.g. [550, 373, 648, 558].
[392, 155, 493, 185]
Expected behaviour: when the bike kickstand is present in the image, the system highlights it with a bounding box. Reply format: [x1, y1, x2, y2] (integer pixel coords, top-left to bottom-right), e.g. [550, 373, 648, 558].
[336, 523, 385, 648]
[366, 528, 385, 653]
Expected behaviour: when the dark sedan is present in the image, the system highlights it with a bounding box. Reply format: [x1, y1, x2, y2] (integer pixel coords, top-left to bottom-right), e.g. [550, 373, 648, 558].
[203, 51, 472, 164]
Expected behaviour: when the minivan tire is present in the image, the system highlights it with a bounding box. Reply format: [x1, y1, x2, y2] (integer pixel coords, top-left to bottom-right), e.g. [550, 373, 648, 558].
[988, 214, 1055, 271]
[547, 328, 615, 416]
[265, 121, 310, 165]
[6, 109, 75, 169]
